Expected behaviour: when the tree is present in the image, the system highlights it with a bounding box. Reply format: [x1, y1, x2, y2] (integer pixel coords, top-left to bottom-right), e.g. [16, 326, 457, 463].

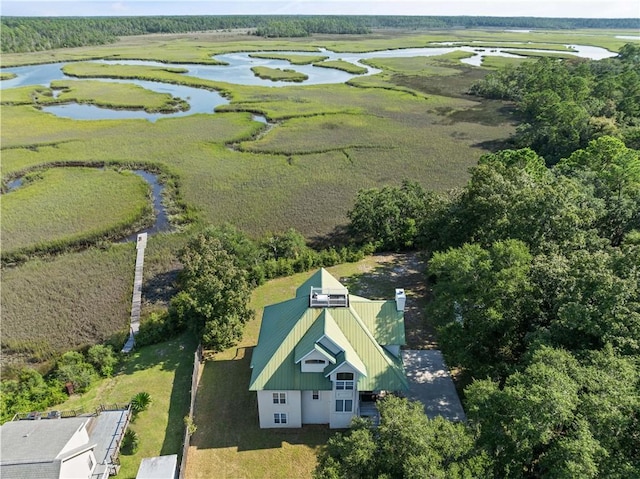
[427, 239, 535, 379]
[443, 158, 600, 254]
[558, 136, 640, 245]
[87, 344, 118, 377]
[0, 369, 66, 422]
[466, 345, 640, 478]
[315, 396, 490, 479]
[348, 180, 445, 251]
[55, 351, 98, 394]
[466, 347, 600, 479]
[170, 231, 254, 351]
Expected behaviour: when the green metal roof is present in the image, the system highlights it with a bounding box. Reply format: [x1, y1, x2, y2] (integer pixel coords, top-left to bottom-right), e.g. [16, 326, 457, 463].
[249, 269, 408, 392]
[295, 268, 346, 298]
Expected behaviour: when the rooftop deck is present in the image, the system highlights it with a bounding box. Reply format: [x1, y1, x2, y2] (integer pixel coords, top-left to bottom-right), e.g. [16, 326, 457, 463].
[310, 286, 349, 308]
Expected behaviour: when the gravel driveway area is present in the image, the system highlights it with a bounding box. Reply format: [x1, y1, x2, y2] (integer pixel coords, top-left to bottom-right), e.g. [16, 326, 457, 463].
[402, 350, 466, 421]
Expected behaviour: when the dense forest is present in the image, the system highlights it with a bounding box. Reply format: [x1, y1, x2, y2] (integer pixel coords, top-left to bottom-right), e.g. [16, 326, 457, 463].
[2, 15, 638, 53]
[318, 49, 640, 478]
[471, 43, 640, 162]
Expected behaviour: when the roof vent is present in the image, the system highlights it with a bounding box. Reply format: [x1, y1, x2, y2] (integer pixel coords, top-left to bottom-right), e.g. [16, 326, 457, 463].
[395, 289, 406, 312]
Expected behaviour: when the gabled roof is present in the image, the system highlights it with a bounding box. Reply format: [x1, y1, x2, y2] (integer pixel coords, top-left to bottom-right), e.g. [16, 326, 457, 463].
[249, 269, 408, 392]
[0, 417, 90, 479]
[295, 268, 346, 298]
[0, 417, 89, 464]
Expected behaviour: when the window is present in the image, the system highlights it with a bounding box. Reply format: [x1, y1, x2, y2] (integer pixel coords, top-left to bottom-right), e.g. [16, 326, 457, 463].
[274, 413, 287, 424]
[312, 390, 319, 400]
[336, 381, 354, 390]
[272, 392, 286, 404]
[305, 359, 326, 364]
[335, 399, 353, 412]
[336, 372, 354, 390]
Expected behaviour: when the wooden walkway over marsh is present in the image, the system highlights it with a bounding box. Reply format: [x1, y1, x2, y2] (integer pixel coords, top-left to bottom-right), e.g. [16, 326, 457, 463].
[122, 233, 147, 353]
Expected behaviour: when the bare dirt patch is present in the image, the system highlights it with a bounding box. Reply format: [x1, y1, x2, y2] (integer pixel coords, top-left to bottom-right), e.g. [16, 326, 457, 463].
[339, 252, 438, 349]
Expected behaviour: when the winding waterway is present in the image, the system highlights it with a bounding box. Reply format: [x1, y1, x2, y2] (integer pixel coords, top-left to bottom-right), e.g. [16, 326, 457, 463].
[0, 43, 619, 242]
[0, 44, 616, 122]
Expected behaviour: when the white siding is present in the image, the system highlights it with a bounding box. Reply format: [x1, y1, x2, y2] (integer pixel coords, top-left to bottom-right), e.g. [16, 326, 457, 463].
[328, 367, 358, 429]
[59, 450, 96, 479]
[301, 390, 330, 424]
[257, 390, 302, 428]
[58, 422, 90, 456]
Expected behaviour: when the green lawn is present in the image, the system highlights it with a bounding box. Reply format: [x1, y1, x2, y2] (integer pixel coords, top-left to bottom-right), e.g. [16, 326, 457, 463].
[53, 332, 198, 479]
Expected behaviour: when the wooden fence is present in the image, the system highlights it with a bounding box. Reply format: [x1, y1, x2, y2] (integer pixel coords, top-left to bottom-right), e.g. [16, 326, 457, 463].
[178, 344, 204, 479]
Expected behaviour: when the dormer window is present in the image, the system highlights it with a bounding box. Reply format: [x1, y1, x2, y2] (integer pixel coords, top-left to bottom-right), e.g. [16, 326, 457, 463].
[305, 359, 326, 364]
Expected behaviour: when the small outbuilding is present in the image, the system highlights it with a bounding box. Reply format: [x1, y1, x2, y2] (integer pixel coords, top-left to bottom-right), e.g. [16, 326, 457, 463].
[136, 454, 178, 479]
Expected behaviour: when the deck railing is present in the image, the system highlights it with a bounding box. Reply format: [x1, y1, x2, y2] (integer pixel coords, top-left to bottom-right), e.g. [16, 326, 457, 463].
[310, 287, 349, 307]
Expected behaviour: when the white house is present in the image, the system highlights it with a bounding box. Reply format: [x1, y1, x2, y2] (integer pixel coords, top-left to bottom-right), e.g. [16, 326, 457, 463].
[249, 268, 408, 429]
[0, 417, 98, 479]
[0, 408, 130, 479]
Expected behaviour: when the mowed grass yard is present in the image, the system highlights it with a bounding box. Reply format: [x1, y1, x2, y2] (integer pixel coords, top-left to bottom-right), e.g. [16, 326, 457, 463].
[53, 332, 198, 479]
[185, 254, 429, 479]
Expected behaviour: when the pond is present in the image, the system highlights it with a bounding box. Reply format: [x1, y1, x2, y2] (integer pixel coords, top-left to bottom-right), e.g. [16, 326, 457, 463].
[0, 44, 617, 122]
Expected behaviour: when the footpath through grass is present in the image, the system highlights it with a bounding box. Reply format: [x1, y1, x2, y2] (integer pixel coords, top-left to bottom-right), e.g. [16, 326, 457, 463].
[54, 332, 198, 479]
[185, 254, 430, 478]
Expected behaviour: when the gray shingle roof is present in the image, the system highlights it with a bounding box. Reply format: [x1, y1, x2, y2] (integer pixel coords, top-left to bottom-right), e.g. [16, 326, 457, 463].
[0, 417, 89, 463]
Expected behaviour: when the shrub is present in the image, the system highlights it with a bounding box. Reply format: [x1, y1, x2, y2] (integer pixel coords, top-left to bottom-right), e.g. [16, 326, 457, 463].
[135, 311, 184, 347]
[130, 391, 152, 414]
[87, 344, 118, 377]
[120, 429, 139, 455]
[55, 351, 98, 394]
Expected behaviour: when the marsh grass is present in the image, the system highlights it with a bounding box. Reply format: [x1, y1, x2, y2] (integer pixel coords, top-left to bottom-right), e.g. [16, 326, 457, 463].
[480, 56, 538, 69]
[1, 85, 53, 104]
[50, 79, 190, 113]
[313, 59, 368, 74]
[1, 244, 135, 362]
[501, 49, 578, 59]
[248, 53, 329, 64]
[250, 66, 308, 82]
[1, 30, 520, 368]
[1, 167, 151, 257]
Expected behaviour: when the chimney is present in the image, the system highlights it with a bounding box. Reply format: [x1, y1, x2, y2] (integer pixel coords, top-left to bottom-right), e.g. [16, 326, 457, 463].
[395, 288, 406, 312]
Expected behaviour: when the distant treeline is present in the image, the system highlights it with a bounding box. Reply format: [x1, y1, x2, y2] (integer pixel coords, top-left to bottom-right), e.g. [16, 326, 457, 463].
[2, 15, 639, 53]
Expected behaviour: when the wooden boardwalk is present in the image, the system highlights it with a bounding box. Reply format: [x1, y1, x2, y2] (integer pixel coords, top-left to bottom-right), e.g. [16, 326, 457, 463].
[122, 233, 147, 353]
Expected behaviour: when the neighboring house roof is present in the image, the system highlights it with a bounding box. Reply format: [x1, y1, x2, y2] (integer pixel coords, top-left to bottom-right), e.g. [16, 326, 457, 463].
[0, 417, 90, 479]
[1, 408, 129, 479]
[249, 268, 408, 392]
[136, 454, 178, 479]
